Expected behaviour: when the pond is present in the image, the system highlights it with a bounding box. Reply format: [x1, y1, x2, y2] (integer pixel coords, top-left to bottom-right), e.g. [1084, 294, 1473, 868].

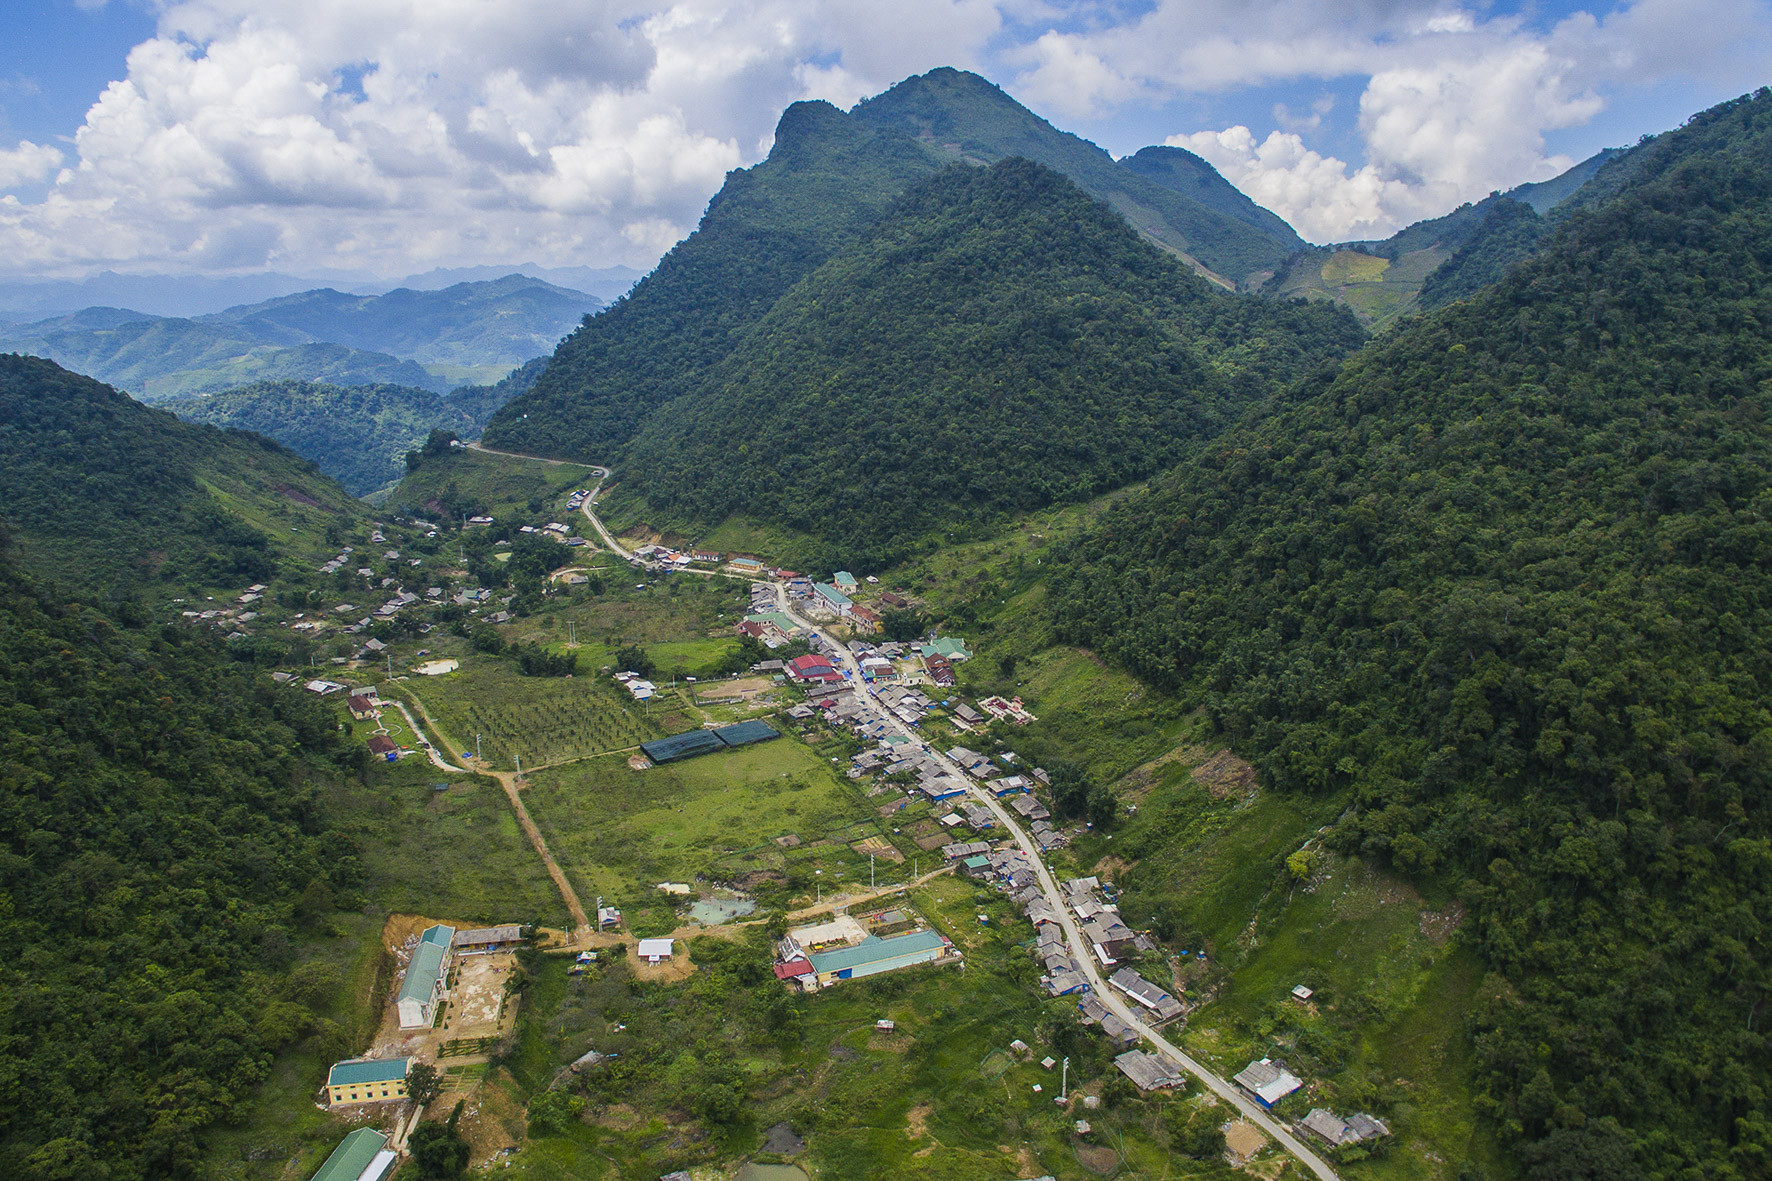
[688, 897, 757, 925]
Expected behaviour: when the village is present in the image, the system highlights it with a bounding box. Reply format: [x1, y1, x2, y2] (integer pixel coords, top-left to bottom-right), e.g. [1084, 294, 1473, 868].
[251, 469, 1390, 1181]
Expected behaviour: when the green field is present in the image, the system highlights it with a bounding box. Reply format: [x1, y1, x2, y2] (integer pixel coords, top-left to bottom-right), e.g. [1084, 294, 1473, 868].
[400, 657, 666, 769]
[522, 730, 920, 930]
[391, 445, 594, 520]
[490, 873, 1268, 1181]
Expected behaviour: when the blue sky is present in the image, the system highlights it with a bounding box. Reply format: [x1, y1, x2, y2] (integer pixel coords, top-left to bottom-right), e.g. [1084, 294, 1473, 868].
[0, 0, 1766, 279]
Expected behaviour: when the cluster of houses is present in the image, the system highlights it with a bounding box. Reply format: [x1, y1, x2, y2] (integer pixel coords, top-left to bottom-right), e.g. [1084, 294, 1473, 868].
[771, 908, 956, 990]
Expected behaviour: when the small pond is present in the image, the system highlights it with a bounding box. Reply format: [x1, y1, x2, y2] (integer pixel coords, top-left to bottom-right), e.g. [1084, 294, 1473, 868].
[688, 897, 757, 925]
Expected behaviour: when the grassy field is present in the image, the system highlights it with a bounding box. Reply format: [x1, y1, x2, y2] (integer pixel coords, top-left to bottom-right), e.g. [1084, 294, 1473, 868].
[399, 657, 666, 770]
[390, 445, 594, 520]
[491, 872, 1275, 1181]
[521, 729, 919, 932]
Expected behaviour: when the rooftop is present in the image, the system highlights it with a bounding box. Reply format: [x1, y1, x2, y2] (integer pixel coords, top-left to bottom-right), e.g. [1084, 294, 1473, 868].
[327, 1057, 411, 1087]
[310, 1129, 391, 1181]
[808, 930, 947, 975]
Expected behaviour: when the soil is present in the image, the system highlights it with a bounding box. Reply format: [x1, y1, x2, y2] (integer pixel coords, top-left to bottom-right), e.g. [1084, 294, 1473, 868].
[629, 940, 697, 983]
[762, 1122, 806, 1155]
[1223, 1119, 1267, 1163]
[1420, 903, 1467, 945]
[1193, 749, 1259, 799]
[1075, 1142, 1120, 1174]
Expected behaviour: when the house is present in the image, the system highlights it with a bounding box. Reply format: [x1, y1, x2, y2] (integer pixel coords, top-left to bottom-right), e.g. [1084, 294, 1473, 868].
[326, 1057, 411, 1106]
[813, 583, 854, 614]
[347, 695, 378, 720]
[396, 924, 455, 1028]
[1291, 984, 1315, 1002]
[952, 703, 986, 727]
[454, 925, 523, 953]
[638, 938, 674, 963]
[1108, 967, 1183, 1021]
[1233, 1059, 1304, 1107]
[598, 905, 622, 928]
[807, 930, 951, 986]
[1114, 1050, 1186, 1091]
[918, 637, 971, 662]
[691, 550, 723, 564]
[786, 653, 843, 684]
[1299, 1109, 1392, 1148]
[850, 606, 882, 633]
[366, 735, 399, 761]
[309, 1128, 397, 1181]
[832, 571, 859, 594]
[961, 854, 993, 878]
[881, 591, 909, 608]
[922, 654, 955, 686]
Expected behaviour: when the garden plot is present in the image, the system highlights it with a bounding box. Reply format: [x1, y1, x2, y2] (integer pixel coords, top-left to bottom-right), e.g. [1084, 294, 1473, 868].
[407, 659, 663, 769]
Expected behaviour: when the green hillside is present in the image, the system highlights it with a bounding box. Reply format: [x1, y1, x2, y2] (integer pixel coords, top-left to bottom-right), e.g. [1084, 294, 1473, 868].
[167, 378, 520, 496]
[485, 99, 943, 460]
[850, 68, 1302, 284]
[486, 69, 1309, 461]
[1047, 88, 1772, 1177]
[0, 354, 362, 594]
[1117, 143, 1304, 246]
[621, 159, 1361, 568]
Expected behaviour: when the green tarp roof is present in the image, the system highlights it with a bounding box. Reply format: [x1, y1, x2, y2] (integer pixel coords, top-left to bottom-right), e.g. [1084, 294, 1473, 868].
[311, 1128, 389, 1181]
[714, 720, 780, 747]
[641, 729, 725, 763]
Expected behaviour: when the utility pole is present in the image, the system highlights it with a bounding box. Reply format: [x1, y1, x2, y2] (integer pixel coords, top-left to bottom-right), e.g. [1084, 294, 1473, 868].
[515, 752, 523, 782]
[475, 732, 482, 762]
[871, 854, 876, 889]
[1060, 1057, 1069, 1103]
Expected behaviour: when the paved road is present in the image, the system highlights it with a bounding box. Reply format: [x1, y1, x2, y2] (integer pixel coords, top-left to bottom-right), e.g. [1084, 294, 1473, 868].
[559, 460, 1339, 1178]
[762, 590, 1343, 1179]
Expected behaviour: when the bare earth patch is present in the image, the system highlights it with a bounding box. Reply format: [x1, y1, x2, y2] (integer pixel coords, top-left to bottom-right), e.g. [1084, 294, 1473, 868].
[1223, 1119, 1267, 1163]
[1420, 903, 1467, 945]
[1193, 749, 1259, 799]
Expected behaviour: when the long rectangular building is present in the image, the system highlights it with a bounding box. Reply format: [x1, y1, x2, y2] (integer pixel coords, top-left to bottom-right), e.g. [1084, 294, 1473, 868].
[807, 930, 950, 985]
[397, 924, 454, 1028]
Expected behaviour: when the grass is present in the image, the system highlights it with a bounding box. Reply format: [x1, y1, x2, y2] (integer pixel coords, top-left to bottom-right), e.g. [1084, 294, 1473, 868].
[399, 658, 664, 770]
[390, 446, 593, 520]
[1320, 251, 1392, 284]
[521, 729, 912, 929]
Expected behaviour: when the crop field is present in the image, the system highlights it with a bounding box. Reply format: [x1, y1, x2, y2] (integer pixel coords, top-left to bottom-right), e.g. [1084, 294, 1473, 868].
[522, 731, 921, 926]
[401, 658, 665, 769]
[392, 445, 594, 520]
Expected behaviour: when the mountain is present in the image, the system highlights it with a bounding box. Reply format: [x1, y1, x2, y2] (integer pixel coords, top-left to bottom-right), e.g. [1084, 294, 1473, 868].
[0, 270, 343, 321]
[166, 380, 508, 496]
[1264, 147, 1630, 328]
[0, 314, 448, 401]
[197, 274, 597, 369]
[0, 354, 362, 594]
[0, 275, 596, 401]
[1117, 144, 1304, 245]
[395, 263, 643, 303]
[850, 68, 1303, 284]
[485, 98, 946, 461]
[486, 68, 1311, 463]
[619, 158, 1361, 567]
[1046, 88, 1772, 1176]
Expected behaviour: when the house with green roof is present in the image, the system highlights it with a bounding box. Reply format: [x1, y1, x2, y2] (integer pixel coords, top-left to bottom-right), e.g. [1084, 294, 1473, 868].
[309, 1127, 395, 1181]
[397, 923, 455, 1028]
[814, 583, 853, 613]
[919, 637, 971, 662]
[832, 571, 858, 593]
[808, 929, 950, 986]
[325, 1057, 411, 1106]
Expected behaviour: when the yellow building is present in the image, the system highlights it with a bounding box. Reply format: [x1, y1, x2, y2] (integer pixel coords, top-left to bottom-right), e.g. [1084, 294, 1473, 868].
[325, 1057, 411, 1106]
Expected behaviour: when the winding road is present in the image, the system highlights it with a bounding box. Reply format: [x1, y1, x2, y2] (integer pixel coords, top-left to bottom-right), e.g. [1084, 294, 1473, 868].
[546, 459, 1340, 1179]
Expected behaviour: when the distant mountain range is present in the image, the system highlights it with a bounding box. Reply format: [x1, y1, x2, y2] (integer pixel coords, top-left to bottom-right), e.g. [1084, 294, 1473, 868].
[0, 274, 598, 401]
[0, 262, 641, 322]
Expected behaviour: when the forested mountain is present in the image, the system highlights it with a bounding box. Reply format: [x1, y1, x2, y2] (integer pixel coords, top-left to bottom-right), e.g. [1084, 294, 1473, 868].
[0, 355, 361, 594]
[0, 275, 595, 402]
[166, 374, 530, 495]
[484, 68, 1307, 462]
[622, 159, 1362, 566]
[1047, 88, 1772, 1178]
[849, 68, 1303, 283]
[197, 274, 595, 369]
[0, 532, 362, 1180]
[1264, 148, 1628, 328]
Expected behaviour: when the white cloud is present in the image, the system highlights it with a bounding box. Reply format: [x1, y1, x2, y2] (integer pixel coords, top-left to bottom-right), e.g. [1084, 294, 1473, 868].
[1, 0, 1765, 273]
[0, 141, 62, 189]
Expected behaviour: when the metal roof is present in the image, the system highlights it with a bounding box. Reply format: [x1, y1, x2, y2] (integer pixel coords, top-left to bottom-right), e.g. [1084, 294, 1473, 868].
[326, 1057, 410, 1087]
[808, 930, 946, 974]
[310, 1129, 391, 1181]
[397, 940, 448, 1005]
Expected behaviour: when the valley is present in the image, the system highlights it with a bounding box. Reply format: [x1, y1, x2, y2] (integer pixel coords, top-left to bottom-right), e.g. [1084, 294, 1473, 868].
[1, 58, 1768, 1181]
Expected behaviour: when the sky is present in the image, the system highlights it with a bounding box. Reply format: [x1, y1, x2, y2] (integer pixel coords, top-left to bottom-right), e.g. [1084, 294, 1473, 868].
[0, 0, 1767, 281]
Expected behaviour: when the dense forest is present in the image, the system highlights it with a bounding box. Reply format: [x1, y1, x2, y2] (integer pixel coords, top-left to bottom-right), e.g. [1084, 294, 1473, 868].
[483, 68, 1307, 463]
[623, 159, 1362, 567]
[167, 377, 520, 495]
[0, 356, 359, 594]
[0, 533, 362, 1179]
[1047, 89, 1772, 1178]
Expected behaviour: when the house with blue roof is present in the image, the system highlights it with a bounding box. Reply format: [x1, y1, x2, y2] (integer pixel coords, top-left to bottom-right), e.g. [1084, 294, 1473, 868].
[808, 930, 950, 986]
